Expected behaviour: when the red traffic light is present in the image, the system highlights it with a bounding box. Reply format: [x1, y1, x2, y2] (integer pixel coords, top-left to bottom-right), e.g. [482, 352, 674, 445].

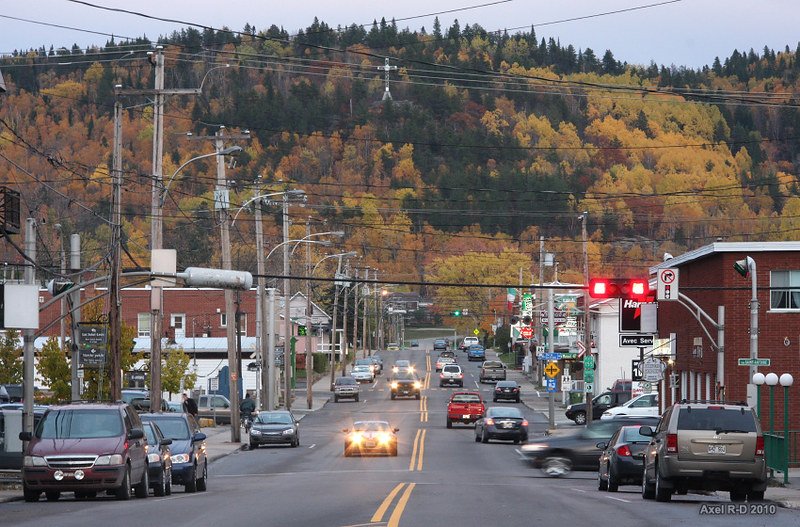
[588, 278, 649, 300]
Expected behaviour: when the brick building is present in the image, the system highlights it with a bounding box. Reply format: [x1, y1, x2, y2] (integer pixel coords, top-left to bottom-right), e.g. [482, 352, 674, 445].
[650, 242, 800, 433]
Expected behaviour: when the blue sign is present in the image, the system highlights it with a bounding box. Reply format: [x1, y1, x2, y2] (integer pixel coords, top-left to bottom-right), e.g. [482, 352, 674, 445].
[546, 379, 558, 393]
[542, 353, 562, 361]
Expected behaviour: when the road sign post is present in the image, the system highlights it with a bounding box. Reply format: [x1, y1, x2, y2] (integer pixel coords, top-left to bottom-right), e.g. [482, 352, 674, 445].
[738, 358, 770, 367]
[657, 268, 679, 301]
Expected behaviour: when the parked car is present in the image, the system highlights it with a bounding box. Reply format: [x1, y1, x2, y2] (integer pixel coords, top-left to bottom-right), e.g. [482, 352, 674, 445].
[600, 392, 659, 420]
[343, 420, 399, 457]
[19, 401, 149, 502]
[0, 385, 9, 403]
[354, 357, 377, 375]
[0, 406, 47, 470]
[467, 344, 486, 362]
[474, 407, 529, 444]
[439, 364, 464, 387]
[565, 390, 631, 425]
[479, 360, 506, 383]
[333, 376, 360, 403]
[493, 380, 521, 403]
[142, 421, 173, 496]
[196, 394, 232, 425]
[640, 400, 767, 502]
[139, 413, 207, 493]
[249, 410, 299, 449]
[446, 391, 485, 428]
[520, 416, 661, 477]
[390, 371, 422, 400]
[351, 365, 375, 383]
[597, 425, 649, 492]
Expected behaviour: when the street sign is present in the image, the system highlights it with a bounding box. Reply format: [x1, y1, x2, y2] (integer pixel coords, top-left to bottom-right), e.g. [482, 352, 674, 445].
[737, 358, 771, 367]
[542, 352, 562, 361]
[520, 326, 533, 339]
[584, 369, 594, 383]
[79, 324, 107, 368]
[535, 346, 545, 354]
[576, 340, 586, 356]
[473, 328, 480, 336]
[584, 355, 595, 370]
[546, 378, 557, 393]
[619, 334, 654, 347]
[540, 310, 567, 324]
[544, 362, 560, 378]
[657, 268, 679, 301]
[638, 357, 666, 382]
[584, 382, 594, 393]
[521, 293, 534, 316]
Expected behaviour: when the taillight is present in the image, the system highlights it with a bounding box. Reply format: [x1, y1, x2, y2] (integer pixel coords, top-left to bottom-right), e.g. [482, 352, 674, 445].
[485, 418, 494, 426]
[755, 436, 765, 456]
[439, 373, 444, 378]
[666, 433, 678, 454]
[521, 420, 529, 427]
[616, 445, 632, 457]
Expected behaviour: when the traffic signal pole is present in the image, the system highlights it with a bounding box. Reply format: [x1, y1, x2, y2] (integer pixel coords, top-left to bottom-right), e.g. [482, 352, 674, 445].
[582, 213, 592, 428]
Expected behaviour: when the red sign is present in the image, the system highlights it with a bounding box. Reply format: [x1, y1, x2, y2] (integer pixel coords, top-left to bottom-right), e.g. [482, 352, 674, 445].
[520, 326, 533, 339]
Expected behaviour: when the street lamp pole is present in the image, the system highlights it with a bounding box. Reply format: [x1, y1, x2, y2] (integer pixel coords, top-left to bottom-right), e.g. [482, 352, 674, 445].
[283, 193, 292, 410]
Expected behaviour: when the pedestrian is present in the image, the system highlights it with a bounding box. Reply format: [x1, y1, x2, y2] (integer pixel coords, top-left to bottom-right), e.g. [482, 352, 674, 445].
[182, 392, 198, 421]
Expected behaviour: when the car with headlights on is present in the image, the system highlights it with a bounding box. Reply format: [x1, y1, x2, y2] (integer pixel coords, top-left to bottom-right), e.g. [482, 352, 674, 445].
[140, 413, 207, 493]
[19, 402, 149, 502]
[351, 365, 375, 383]
[142, 421, 172, 496]
[390, 371, 422, 400]
[343, 421, 399, 457]
[493, 380, 521, 403]
[520, 416, 660, 477]
[392, 360, 414, 374]
[249, 411, 299, 448]
[474, 406, 529, 444]
[596, 424, 649, 492]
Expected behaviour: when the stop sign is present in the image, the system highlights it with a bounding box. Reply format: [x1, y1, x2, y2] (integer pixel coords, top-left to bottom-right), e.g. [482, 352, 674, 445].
[520, 326, 533, 339]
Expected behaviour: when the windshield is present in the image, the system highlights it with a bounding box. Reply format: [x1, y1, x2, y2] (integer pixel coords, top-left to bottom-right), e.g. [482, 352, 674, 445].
[677, 408, 757, 432]
[353, 421, 390, 432]
[256, 412, 293, 425]
[145, 418, 191, 440]
[353, 365, 370, 372]
[452, 394, 481, 403]
[393, 372, 417, 381]
[38, 409, 123, 439]
[336, 377, 357, 385]
[144, 424, 157, 444]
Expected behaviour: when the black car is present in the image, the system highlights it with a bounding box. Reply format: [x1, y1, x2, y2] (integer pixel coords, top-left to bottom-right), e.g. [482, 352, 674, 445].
[249, 411, 299, 448]
[597, 425, 650, 492]
[474, 407, 528, 444]
[493, 381, 521, 403]
[564, 391, 632, 425]
[142, 421, 173, 496]
[140, 413, 207, 493]
[520, 416, 660, 477]
[433, 339, 448, 351]
[390, 371, 422, 400]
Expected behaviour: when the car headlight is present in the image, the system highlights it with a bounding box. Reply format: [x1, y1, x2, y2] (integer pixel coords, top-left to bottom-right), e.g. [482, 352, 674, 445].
[391, 382, 398, 389]
[281, 428, 294, 435]
[171, 453, 191, 464]
[377, 432, 391, 444]
[250, 429, 261, 435]
[95, 454, 124, 466]
[413, 382, 421, 389]
[566, 405, 573, 411]
[602, 411, 612, 416]
[147, 453, 161, 463]
[24, 456, 47, 467]
[350, 433, 363, 445]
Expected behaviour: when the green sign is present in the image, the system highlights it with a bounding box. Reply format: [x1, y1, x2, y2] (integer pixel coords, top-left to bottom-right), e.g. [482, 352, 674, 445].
[737, 358, 770, 366]
[298, 325, 307, 336]
[584, 370, 594, 383]
[584, 355, 595, 370]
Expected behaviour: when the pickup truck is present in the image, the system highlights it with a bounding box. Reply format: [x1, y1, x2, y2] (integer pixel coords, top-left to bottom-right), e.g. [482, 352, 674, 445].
[564, 390, 631, 424]
[479, 360, 507, 383]
[446, 391, 485, 428]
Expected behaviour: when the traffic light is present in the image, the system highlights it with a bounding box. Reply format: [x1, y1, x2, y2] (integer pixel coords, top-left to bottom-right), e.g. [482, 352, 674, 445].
[522, 315, 532, 325]
[510, 316, 519, 325]
[46, 279, 75, 296]
[588, 278, 649, 300]
[450, 310, 462, 317]
[297, 325, 308, 336]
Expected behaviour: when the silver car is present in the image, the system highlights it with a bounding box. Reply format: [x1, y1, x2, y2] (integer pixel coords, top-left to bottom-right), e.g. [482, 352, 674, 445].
[351, 365, 374, 383]
[640, 401, 767, 502]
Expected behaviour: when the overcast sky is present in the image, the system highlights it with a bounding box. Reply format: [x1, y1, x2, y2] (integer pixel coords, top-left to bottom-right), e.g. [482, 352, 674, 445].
[0, 0, 798, 69]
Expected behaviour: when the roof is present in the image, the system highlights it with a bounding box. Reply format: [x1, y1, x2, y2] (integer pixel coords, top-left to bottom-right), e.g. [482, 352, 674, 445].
[649, 241, 800, 275]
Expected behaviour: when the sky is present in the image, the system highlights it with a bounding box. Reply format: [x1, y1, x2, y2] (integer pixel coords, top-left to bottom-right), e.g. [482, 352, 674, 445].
[0, 0, 798, 69]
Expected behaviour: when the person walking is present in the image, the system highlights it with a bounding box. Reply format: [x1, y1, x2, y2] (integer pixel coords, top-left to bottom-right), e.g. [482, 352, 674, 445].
[182, 392, 199, 421]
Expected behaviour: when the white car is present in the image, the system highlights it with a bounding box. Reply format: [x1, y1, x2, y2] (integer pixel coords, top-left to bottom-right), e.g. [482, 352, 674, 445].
[600, 392, 659, 420]
[351, 365, 375, 383]
[439, 364, 463, 387]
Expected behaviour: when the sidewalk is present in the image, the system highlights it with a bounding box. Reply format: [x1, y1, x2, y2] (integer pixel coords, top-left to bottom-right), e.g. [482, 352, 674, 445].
[0, 376, 333, 504]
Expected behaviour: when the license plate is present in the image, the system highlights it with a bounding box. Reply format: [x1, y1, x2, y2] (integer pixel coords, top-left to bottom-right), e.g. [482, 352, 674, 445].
[502, 422, 513, 428]
[463, 414, 470, 419]
[708, 444, 726, 454]
[365, 441, 376, 448]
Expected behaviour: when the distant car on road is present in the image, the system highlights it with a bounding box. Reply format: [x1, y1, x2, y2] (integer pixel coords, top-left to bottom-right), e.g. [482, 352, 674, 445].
[351, 365, 375, 383]
[435, 355, 455, 372]
[343, 420, 399, 457]
[439, 364, 464, 387]
[390, 371, 422, 400]
[596, 425, 649, 492]
[433, 339, 448, 351]
[386, 343, 401, 351]
[600, 392, 659, 420]
[446, 391, 485, 428]
[460, 336, 479, 351]
[479, 360, 506, 383]
[493, 380, 521, 403]
[474, 406, 529, 444]
[249, 410, 299, 449]
[409, 339, 420, 348]
[392, 360, 414, 374]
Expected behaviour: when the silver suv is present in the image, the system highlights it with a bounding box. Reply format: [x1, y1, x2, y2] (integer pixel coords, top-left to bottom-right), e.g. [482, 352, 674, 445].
[439, 364, 463, 387]
[333, 377, 360, 403]
[640, 400, 766, 502]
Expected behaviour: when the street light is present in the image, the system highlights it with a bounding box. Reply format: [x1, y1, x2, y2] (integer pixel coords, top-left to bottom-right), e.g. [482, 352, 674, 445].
[734, 256, 759, 385]
[230, 189, 305, 227]
[161, 147, 243, 207]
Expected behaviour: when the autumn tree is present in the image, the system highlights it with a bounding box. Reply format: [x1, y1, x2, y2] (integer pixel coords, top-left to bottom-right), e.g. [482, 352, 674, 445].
[0, 330, 22, 384]
[37, 337, 71, 403]
[160, 346, 198, 397]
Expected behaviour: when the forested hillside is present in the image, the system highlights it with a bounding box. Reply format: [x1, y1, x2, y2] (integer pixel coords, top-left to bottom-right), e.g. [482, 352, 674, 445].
[1, 18, 800, 293]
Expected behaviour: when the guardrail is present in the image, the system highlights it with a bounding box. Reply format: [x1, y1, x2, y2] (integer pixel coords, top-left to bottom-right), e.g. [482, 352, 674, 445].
[765, 432, 789, 484]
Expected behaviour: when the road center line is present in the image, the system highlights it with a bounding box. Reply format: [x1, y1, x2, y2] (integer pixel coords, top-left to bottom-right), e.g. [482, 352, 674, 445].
[308, 444, 316, 449]
[416, 429, 426, 471]
[387, 482, 416, 527]
[370, 482, 406, 523]
[409, 429, 421, 471]
[606, 496, 631, 503]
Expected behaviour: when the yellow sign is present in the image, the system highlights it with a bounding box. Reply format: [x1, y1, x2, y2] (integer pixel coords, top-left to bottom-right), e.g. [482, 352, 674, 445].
[473, 328, 480, 336]
[544, 362, 560, 378]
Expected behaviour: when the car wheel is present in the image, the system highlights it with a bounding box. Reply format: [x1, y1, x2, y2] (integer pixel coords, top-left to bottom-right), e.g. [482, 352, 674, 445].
[541, 456, 571, 478]
[23, 483, 40, 502]
[185, 464, 198, 493]
[474, 430, 481, 442]
[654, 465, 672, 502]
[675, 488, 688, 495]
[598, 471, 608, 491]
[730, 488, 747, 502]
[116, 464, 132, 500]
[292, 437, 299, 448]
[513, 437, 521, 445]
[481, 429, 489, 444]
[354, 395, 360, 402]
[334, 395, 339, 403]
[573, 411, 587, 425]
[154, 467, 167, 497]
[134, 466, 149, 498]
[747, 489, 765, 502]
[515, 396, 521, 403]
[390, 444, 398, 456]
[45, 490, 60, 502]
[642, 466, 655, 500]
[415, 393, 421, 400]
[196, 462, 208, 492]
[250, 441, 258, 449]
[607, 467, 619, 492]
[391, 393, 396, 400]
[446, 418, 452, 429]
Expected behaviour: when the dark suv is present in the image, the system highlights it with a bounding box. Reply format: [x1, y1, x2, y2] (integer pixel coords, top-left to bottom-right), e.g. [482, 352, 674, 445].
[640, 400, 767, 502]
[20, 402, 149, 502]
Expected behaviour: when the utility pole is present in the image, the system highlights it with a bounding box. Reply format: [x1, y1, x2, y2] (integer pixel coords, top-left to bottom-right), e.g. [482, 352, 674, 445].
[547, 284, 555, 429]
[22, 218, 36, 436]
[268, 288, 277, 410]
[353, 268, 360, 359]
[69, 234, 81, 400]
[283, 192, 292, 410]
[581, 212, 592, 428]
[373, 269, 379, 354]
[341, 260, 350, 376]
[254, 188, 267, 410]
[149, 47, 165, 414]
[305, 220, 313, 410]
[329, 257, 343, 389]
[109, 99, 123, 400]
[362, 270, 368, 357]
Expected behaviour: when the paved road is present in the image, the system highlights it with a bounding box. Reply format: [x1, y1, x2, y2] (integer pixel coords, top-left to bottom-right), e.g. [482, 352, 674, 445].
[1, 344, 795, 526]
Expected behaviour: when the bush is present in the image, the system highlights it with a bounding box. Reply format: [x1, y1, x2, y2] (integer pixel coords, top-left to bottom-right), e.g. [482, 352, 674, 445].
[312, 353, 329, 374]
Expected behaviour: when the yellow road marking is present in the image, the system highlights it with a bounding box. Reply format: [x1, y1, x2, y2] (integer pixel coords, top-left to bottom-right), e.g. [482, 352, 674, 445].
[416, 430, 425, 471]
[409, 429, 421, 471]
[371, 483, 406, 523]
[387, 483, 416, 527]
